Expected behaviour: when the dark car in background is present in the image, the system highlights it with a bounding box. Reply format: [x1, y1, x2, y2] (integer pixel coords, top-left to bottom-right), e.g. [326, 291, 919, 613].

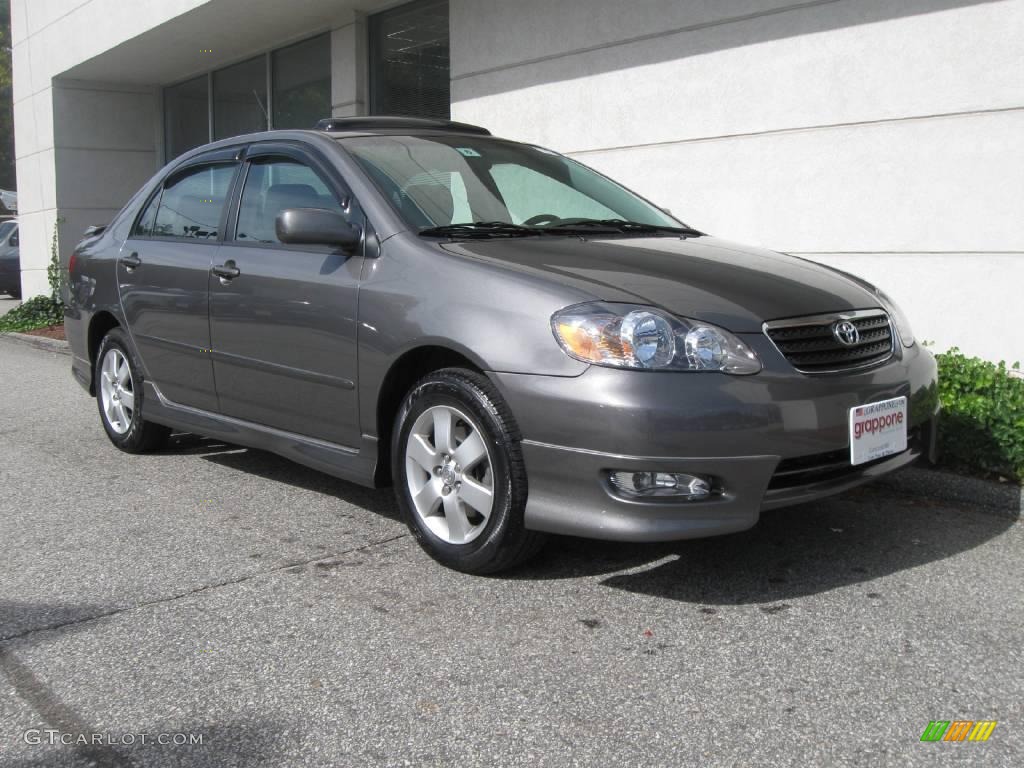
[0, 221, 20, 299]
[64, 117, 938, 573]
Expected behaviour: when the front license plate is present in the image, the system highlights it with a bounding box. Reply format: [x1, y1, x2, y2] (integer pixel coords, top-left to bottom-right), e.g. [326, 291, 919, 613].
[849, 396, 907, 466]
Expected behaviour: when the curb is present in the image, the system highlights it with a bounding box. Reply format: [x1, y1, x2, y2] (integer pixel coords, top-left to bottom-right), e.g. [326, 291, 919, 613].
[876, 465, 1022, 520]
[0, 332, 71, 356]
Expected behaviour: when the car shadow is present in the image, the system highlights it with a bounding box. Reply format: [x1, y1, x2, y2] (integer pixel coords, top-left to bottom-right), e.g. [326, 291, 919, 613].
[157, 433, 401, 522]
[149, 434, 1017, 605]
[514, 485, 1018, 605]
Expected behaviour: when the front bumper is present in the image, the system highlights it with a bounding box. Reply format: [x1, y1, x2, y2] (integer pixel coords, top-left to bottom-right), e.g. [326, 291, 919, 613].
[491, 336, 939, 542]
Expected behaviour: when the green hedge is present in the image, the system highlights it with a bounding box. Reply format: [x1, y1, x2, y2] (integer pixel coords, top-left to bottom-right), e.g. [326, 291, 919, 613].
[0, 295, 65, 333]
[935, 347, 1024, 482]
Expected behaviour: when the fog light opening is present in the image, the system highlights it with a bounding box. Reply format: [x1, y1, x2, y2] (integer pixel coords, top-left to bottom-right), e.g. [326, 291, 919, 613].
[609, 471, 713, 500]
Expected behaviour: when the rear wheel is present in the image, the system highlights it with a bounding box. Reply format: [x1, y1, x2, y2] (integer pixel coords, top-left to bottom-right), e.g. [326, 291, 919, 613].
[392, 368, 545, 574]
[95, 328, 170, 452]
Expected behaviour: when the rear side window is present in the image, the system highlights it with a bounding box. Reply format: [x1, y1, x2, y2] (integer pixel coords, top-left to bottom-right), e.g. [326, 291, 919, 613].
[235, 158, 346, 244]
[136, 164, 237, 240]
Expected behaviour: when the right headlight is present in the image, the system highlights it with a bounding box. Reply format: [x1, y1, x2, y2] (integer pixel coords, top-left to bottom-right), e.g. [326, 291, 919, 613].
[551, 302, 761, 374]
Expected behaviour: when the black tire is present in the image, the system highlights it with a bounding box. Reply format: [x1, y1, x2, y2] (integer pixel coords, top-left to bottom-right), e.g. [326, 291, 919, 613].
[391, 368, 545, 574]
[95, 327, 170, 453]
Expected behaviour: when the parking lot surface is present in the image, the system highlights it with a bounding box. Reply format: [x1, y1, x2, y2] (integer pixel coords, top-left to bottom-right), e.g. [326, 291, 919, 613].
[0, 336, 1021, 767]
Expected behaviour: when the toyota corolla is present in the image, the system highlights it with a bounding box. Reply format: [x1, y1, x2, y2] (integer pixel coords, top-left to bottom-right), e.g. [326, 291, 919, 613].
[65, 117, 938, 573]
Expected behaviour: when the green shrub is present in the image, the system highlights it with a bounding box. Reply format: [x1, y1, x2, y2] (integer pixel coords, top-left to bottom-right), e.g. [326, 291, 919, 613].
[935, 347, 1024, 482]
[0, 294, 65, 332]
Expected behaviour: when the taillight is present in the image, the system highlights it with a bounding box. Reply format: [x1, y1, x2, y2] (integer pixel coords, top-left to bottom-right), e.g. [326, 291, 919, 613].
[68, 251, 78, 276]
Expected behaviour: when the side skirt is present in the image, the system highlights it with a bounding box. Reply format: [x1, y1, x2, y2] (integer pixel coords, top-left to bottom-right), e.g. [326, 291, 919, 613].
[142, 382, 380, 488]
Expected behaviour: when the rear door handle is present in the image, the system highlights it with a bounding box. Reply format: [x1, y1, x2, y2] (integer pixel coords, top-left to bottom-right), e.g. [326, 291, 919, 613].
[211, 261, 240, 281]
[119, 252, 141, 271]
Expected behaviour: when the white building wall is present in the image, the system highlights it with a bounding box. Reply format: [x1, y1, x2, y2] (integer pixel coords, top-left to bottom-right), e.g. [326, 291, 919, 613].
[11, 0, 211, 297]
[451, 0, 1024, 363]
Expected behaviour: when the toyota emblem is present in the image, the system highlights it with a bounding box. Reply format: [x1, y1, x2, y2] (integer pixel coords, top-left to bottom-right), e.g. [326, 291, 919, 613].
[833, 320, 860, 346]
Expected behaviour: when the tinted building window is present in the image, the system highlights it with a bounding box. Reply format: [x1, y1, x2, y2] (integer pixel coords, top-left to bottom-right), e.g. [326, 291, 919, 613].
[213, 56, 268, 140]
[369, 0, 450, 119]
[273, 35, 331, 130]
[164, 75, 209, 160]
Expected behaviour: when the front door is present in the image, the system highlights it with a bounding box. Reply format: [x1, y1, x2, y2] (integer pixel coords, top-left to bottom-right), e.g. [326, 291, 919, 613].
[209, 147, 364, 447]
[119, 159, 239, 411]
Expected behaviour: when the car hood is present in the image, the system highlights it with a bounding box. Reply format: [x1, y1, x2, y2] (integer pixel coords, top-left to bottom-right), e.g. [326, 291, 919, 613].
[439, 235, 880, 332]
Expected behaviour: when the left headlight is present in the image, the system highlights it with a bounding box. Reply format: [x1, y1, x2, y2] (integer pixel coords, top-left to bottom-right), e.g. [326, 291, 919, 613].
[876, 290, 915, 347]
[551, 302, 761, 374]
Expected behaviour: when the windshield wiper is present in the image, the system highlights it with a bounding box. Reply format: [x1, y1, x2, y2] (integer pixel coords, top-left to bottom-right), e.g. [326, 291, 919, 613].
[540, 219, 703, 237]
[418, 222, 542, 239]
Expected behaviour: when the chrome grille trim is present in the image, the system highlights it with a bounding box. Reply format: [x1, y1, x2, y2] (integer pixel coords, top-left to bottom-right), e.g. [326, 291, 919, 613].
[763, 308, 895, 374]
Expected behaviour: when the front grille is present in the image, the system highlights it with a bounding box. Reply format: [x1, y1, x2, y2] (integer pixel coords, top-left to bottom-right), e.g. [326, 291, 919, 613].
[764, 310, 894, 373]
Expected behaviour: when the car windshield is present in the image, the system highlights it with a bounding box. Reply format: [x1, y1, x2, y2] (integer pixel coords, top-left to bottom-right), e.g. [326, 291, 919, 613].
[341, 135, 687, 235]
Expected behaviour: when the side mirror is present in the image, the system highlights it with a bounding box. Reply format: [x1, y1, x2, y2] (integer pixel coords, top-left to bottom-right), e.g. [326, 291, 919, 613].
[276, 208, 361, 251]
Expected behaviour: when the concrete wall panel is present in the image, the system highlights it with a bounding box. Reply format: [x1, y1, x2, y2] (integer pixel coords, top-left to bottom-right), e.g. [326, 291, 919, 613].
[52, 84, 158, 152]
[453, 0, 1023, 152]
[574, 110, 1024, 254]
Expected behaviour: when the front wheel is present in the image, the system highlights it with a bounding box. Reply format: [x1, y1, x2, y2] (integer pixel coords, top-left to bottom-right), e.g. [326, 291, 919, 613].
[392, 368, 545, 574]
[95, 328, 170, 453]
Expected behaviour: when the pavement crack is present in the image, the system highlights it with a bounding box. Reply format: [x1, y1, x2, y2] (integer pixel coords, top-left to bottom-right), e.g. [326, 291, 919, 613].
[0, 534, 409, 644]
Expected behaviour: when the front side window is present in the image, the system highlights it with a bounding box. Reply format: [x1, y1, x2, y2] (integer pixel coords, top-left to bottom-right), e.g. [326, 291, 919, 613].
[148, 164, 237, 240]
[343, 135, 681, 231]
[235, 158, 346, 244]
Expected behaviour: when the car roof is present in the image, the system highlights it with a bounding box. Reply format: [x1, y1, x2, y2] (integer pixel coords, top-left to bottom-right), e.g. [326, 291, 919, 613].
[171, 118, 499, 167]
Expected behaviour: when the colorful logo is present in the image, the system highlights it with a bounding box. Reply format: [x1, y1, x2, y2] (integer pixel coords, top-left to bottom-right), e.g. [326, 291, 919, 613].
[920, 720, 997, 742]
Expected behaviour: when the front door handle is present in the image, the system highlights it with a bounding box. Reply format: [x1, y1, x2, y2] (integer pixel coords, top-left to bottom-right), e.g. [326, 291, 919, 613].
[212, 261, 240, 282]
[119, 252, 141, 271]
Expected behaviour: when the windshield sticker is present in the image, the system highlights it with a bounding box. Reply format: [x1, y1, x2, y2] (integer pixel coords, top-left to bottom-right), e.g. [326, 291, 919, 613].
[455, 147, 482, 157]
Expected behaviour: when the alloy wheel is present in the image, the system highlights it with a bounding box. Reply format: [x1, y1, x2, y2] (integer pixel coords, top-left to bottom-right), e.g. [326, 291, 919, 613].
[405, 404, 495, 545]
[99, 348, 135, 435]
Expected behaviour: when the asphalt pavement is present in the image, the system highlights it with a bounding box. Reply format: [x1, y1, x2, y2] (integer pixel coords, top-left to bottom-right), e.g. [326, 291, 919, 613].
[0, 334, 1021, 767]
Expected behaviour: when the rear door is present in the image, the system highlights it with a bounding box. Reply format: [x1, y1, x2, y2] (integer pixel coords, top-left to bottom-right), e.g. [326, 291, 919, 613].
[209, 143, 364, 447]
[120, 152, 241, 411]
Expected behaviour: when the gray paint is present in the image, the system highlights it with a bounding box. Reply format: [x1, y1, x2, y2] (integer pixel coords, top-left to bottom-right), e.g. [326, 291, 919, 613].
[65, 127, 939, 542]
